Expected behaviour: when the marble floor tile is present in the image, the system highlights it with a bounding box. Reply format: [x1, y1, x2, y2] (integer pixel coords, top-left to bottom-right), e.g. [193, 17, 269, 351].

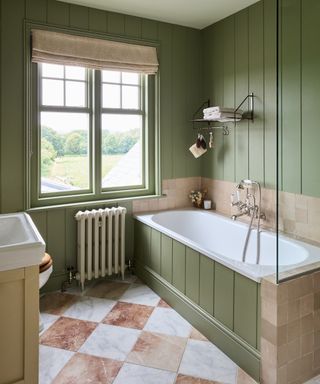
[86, 280, 130, 300]
[189, 327, 208, 341]
[305, 375, 320, 383]
[63, 296, 116, 322]
[175, 374, 223, 383]
[40, 292, 78, 315]
[40, 317, 97, 352]
[113, 363, 176, 384]
[39, 345, 74, 384]
[103, 301, 154, 329]
[52, 352, 122, 384]
[158, 299, 171, 308]
[39, 313, 60, 335]
[144, 307, 192, 337]
[236, 369, 257, 384]
[179, 339, 237, 383]
[79, 323, 140, 361]
[127, 331, 187, 372]
[120, 283, 160, 306]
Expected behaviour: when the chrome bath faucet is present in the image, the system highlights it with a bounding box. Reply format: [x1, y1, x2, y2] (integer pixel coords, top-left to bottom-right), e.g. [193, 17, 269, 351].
[230, 180, 266, 264]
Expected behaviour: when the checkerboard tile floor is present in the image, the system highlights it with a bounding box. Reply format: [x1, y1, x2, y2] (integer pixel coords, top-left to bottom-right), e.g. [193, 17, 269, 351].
[39, 276, 257, 384]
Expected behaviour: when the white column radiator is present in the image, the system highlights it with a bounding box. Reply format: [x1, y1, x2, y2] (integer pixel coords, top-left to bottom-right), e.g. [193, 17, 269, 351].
[75, 206, 126, 289]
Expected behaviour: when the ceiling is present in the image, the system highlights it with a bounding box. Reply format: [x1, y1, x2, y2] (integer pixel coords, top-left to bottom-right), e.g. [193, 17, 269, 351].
[58, 0, 260, 29]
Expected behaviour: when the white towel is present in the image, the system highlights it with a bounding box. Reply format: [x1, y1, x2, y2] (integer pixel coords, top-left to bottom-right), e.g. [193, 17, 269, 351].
[203, 112, 243, 120]
[203, 106, 233, 114]
[203, 106, 244, 115]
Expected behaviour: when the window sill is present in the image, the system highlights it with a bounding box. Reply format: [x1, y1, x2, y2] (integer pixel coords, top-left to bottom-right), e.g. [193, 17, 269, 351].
[26, 194, 166, 212]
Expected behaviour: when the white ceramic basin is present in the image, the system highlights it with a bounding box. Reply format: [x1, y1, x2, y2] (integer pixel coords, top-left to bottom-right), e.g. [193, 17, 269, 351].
[0, 212, 45, 272]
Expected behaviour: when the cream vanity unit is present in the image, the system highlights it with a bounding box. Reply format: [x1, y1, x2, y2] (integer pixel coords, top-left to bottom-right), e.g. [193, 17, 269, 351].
[0, 213, 45, 384]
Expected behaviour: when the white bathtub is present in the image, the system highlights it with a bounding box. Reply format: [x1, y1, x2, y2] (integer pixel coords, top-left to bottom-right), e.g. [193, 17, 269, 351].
[134, 209, 320, 282]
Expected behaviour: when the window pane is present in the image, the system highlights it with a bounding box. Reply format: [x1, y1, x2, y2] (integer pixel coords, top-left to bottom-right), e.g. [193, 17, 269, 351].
[102, 84, 120, 108]
[66, 81, 86, 107]
[42, 63, 64, 78]
[122, 72, 139, 85]
[40, 112, 90, 193]
[102, 70, 120, 83]
[65, 66, 86, 80]
[122, 85, 139, 109]
[42, 79, 64, 106]
[101, 114, 142, 188]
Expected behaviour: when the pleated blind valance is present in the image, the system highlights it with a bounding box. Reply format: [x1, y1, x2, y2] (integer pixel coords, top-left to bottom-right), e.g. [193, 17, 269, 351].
[31, 29, 159, 74]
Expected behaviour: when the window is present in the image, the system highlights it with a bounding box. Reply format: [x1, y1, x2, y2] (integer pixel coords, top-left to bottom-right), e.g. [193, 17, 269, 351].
[101, 70, 143, 189]
[32, 62, 154, 205]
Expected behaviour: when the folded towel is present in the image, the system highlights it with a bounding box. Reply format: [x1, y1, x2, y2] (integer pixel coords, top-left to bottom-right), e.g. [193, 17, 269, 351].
[203, 112, 243, 120]
[203, 106, 244, 115]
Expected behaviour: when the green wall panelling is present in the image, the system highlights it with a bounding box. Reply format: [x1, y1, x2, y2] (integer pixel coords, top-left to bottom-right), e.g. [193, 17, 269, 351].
[138, 263, 260, 382]
[26, 0, 47, 21]
[107, 13, 125, 35]
[47, 209, 66, 276]
[160, 234, 173, 283]
[150, 229, 161, 274]
[29, 211, 47, 244]
[65, 208, 78, 268]
[234, 9, 249, 182]
[172, 240, 186, 294]
[264, 0, 277, 189]
[185, 248, 200, 304]
[47, 0, 70, 26]
[186, 29, 202, 178]
[248, 2, 264, 184]
[212, 22, 225, 181]
[281, 0, 301, 193]
[234, 273, 258, 348]
[199, 254, 214, 315]
[142, 20, 158, 40]
[141, 223, 151, 267]
[214, 263, 234, 329]
[257, 284, 261, 351]
[158, 23, 173, 180]
[172, 26, 188, 178]
[201, 24, 215, 180]
[88, 9, 107, 33]
[202, 0, 277, 191]
[1, 0, 25, 213]
[134, 221, 144, 266]
[222, 17, 236, 182]
[301, 0, 320, 197]
[124, 15, 142, 38]
[69, 4, 89, 30]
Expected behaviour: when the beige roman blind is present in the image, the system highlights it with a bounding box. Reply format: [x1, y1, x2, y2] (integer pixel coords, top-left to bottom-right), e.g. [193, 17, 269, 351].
[31, 29, 159, 74]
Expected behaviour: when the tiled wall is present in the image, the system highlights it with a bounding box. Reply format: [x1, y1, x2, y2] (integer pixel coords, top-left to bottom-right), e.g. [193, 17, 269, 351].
[260, 273, 320, 384]
[132, 177, 201, 213]
[202, 178, 320, 246]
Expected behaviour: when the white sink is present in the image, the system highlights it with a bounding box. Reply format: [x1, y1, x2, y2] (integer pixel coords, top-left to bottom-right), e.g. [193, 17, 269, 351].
[0, 212, 45, 272]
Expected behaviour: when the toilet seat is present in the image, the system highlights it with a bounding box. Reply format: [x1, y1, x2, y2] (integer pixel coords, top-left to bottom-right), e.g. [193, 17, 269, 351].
[40, 253, 52, 273]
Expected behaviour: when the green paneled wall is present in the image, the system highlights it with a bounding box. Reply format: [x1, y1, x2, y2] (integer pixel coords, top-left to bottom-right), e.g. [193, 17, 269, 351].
[134, 220, 261, 379]
[201, 0, 277, 190]
[202, 0, 320, 198]
[0, 0, 202, 287]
